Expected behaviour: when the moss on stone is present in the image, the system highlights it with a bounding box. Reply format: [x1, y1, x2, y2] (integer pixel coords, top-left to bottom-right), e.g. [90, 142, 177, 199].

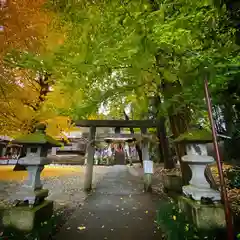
[174, 129, 213, 143]
[13, 132, 61, 146]
[13, 124, 62, 147]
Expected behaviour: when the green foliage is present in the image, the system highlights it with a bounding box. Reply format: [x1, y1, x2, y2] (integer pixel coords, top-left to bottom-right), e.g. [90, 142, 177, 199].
[3, 0, 240, 129]
[45, 0, 240, 120]
[157, 201, 226, 240]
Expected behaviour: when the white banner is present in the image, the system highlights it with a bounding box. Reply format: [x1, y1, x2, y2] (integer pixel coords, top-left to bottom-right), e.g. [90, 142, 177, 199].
[8, 160, 18, 165]
[143, 160, 153, 174]
[0, 160, 8, 165]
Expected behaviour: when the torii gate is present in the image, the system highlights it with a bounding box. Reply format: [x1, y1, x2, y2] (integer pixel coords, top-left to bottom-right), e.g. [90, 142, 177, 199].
[75, 120, 158, 192]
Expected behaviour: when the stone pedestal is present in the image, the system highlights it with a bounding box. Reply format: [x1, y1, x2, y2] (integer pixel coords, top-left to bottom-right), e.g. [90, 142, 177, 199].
[2, 200, 53, 232]
[181, 154, 220, 201]
[143, 173, 152, 192]
[51, 147, 57, 155]
[15, 154, 51, 205]
[178, 196, 225, 230]
[162, 174, 183, 193]
[15, 165, 49, 205]
[26, 166, 44, 189]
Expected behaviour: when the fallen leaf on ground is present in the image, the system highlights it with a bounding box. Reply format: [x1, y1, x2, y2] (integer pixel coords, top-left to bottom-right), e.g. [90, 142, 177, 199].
[78, 226, 86, 231]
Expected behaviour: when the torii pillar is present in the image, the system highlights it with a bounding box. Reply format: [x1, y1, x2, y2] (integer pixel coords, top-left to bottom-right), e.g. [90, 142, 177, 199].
[141, 127, 153, 192]
[84, 126, 96, 191]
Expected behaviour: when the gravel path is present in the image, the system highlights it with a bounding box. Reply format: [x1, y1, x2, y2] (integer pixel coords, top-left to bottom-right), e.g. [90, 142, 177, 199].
[0, 166, 110, 208]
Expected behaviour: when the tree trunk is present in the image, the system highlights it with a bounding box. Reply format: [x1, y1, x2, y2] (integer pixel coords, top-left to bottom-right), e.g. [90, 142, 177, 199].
[205, 165, 219, 190]
[157, 117, 175, 169]
[153, 92, 175, 169]
[156, 127, 164, 163]
[169, 111, 192, 185]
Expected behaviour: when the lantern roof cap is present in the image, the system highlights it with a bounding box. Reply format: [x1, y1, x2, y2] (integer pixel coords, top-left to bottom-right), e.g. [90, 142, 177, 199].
[174, 128, 213, 144]
[12, 123, 62, 147]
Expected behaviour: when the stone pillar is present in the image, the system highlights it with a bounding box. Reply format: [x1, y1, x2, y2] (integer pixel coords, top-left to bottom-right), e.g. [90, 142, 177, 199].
[25, 166, 44, 190]
[126, 143, 132, 165]
[1, 146, 6, 157]
[141, 128, 153, 192]
[84, 126, 96, 191]
[51, 147, 57, 155]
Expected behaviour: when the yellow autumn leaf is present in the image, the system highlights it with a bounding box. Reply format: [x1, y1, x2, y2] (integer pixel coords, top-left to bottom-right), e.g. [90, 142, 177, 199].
[78, 226, 86, 231]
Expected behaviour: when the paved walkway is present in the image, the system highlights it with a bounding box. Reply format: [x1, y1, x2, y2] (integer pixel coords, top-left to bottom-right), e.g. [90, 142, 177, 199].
[55, 165, 163, 240]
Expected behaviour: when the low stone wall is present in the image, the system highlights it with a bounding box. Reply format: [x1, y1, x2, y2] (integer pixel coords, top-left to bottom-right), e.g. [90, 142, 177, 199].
[47, 155, 85, 165]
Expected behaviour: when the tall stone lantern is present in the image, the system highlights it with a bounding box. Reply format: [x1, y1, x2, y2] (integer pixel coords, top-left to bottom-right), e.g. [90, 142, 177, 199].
[12, 123, 62, 206]
[175, 129, 221, 201]
[174, 129, 226, 230]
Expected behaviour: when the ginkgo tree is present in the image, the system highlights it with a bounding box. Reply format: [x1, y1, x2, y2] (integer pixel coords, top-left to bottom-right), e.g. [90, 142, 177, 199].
[0, 0, 75, 137]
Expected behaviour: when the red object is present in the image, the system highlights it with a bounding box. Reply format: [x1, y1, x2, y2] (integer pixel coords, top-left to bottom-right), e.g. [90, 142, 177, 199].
[0, 157, 9, 160]
[204, 79, 234, 240]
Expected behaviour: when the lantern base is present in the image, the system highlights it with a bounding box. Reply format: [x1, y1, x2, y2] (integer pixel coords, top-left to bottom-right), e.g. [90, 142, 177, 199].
[183, 185, 221, 201]
[2, 200, 53, 232]
[14, 188, 49, 206]
[178, 196, 226, 230]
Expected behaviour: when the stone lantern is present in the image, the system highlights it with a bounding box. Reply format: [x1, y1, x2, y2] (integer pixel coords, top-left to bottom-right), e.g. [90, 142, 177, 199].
[175, 128, 221, 201]
[174, 129, 226, 230]
[12, 123, 62, 206]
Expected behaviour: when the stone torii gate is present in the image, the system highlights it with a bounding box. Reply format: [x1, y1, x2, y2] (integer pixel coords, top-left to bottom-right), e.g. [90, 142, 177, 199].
[75, 120, 158, 192]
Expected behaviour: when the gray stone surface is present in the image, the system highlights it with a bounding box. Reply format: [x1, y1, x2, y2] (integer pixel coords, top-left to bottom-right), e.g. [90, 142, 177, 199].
[2, 200, 54, 231]
[178, 196, 226, 229]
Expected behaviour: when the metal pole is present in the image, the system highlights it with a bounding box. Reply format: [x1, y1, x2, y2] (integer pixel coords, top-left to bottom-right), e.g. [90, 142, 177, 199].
[204, 79, 234, 240]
